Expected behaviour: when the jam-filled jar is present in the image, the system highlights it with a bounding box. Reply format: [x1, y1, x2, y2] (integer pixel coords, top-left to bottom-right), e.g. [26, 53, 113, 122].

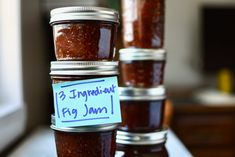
[116, 130, 168, 157]
[121, 0, 165, 48]
[50, 6, 119, 61]
[119, 86, 166, 133]
[50, 61, 119, 83]
[119, 48, 166, 87]
[51, 115, 117, 157]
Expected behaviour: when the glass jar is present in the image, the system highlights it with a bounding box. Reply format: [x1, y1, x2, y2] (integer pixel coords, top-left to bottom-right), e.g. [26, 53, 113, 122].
[119, 87, 166, 132]
[116, 130, 168, 157]
[50, 6, 119, 61]
[50, 61, 119, 83]
[51, 115, 118, 157]
[119, 48, 166, 87]
[121, 0, 165, 48]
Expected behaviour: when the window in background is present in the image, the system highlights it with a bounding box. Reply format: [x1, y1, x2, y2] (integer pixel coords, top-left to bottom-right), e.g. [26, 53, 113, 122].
[0, 0, 26, 153]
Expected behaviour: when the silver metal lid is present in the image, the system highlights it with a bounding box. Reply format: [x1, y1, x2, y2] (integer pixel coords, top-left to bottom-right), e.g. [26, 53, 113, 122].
[116, 129, 168, 145]
[51, 115, 118, 132]
[50, 6, 119, 24]
[50, 61, 119, 76]
[119, 86, 166, 101]
[119, 48, 166, 61]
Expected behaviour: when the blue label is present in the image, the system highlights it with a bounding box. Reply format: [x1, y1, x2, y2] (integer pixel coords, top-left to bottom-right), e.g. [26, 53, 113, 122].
[52, 77, 122, 128]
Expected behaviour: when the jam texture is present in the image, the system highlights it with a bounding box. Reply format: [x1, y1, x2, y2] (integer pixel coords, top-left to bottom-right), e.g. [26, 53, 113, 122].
[53, 21, 118, 60]
[121, 0, 165, 48]
[119, 100, 166, 132]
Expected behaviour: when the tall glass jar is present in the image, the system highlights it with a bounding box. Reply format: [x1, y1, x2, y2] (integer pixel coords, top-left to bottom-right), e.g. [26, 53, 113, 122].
[50, 6, 119, 61]
[121, 0, 165, 48]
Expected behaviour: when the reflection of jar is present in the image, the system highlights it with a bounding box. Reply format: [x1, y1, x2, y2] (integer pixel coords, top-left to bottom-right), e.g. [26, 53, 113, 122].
[50, 6, 119, 61]
[119, 48, 166, 87]
[51, 115, 118, 157]
[121, 0, 165, 48]
[50, 61, 119, 83]
[116, 130, 168, 157]
[119, 87, 166, 132]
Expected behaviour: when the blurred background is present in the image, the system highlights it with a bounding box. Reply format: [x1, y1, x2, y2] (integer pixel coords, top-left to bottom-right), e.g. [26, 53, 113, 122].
[1, 0, 235, 157]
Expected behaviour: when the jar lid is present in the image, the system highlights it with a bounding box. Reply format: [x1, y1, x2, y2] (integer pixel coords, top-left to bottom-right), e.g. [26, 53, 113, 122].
[50, 61, 119, 76]
[119, 48, 166, 61]
[119, 86, 166, 101]
[50, 6, 119, 24]
[116, 129, 168, 145]
[51, 115, 118, 132]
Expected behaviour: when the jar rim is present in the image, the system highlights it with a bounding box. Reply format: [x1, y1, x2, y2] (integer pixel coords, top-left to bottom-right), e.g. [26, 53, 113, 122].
[119, 48, 167, 61]
[50, 61, 119, 76]
[50, 6, 119, 24]
[119, 86, 166, 101]
[51, 114, 118, 132]
[116, 129, 168, 145]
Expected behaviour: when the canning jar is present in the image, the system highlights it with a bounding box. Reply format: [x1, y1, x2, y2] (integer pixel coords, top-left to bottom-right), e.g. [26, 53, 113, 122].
[119, 86, 166, 132]
[50, 6, 119, 61]
[116, 130, 168, 157]
[121, 0, 165, 48]
[50, 61, 119, 83]
[119, 48, 166, 87]
[51, 115, 118, 157]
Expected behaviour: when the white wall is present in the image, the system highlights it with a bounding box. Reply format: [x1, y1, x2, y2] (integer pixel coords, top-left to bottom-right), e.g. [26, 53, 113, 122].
[165, 0, 235, 88]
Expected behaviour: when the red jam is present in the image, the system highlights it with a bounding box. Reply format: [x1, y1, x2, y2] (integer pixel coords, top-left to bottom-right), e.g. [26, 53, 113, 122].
[119, 87, 166, 133]
[120, 60, 165, 87]
[116, 144, 168, 157]
[121, 0, 165, 48]
[51, 115, 118, 157]
[120, 100, 165, 132]
[50, 7, 119, 61]
[52, 22, 117, 60]
[54, 129, 116, 157]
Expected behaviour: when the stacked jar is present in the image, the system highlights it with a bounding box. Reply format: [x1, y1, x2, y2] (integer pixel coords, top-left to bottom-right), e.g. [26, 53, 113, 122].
[49, 6, 120, 157]
[117, 0, 168, 156]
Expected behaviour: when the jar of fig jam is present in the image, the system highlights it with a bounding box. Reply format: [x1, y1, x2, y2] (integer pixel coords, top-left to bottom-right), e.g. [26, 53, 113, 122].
[51, 115, 118, 157]
[50, 6, 119, 61]
[50, 61, 119, 83]
[116, 130, 168, 157]
[121, 0, 165, 48]
[119, 86, 166, 132]
[119, 48, 166, 87]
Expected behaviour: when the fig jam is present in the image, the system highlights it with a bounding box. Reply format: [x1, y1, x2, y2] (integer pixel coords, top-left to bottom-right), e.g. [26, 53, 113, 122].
[119, 48, 166, 87]
[119, 87, 166, 132]
[54, 130, 116, 157]
[50, 7, 119, 61]
[51, 115, 118, 157]
[120, 100, 165, 132]
[121, 0, 165, 48]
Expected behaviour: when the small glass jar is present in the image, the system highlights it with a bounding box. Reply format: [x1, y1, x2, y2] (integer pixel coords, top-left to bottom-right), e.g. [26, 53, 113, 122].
[51, 115, 118, 157]
[50, 61, 119, 83]
[119, 48, 166, 88]
[119, 87, 166, 133]
[50, 6, 119, 61]
[116, 130, 168, 157]
[121, 0, 165, 48]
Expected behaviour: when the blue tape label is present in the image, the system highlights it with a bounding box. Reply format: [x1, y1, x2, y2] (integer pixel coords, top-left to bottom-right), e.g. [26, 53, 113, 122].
[52, 76, 121, 128]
